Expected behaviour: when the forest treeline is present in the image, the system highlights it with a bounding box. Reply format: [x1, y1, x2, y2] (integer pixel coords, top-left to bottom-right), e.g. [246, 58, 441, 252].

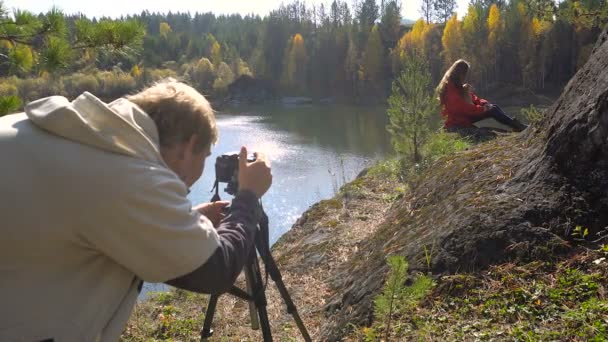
[1, 0, 607, 108]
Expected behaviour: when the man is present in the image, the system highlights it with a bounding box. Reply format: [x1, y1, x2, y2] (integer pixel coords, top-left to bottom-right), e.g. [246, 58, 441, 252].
[0, 79, 272, 341]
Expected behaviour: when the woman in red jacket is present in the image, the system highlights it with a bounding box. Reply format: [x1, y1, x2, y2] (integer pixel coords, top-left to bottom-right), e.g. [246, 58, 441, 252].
[436, 59, 526, 138]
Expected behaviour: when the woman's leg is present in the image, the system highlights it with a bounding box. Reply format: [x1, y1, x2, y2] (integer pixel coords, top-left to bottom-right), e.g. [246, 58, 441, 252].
[486, 105, 527, 132]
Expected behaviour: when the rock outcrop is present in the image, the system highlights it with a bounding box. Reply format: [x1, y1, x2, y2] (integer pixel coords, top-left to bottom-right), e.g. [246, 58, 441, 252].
[313, 25, 608, 339]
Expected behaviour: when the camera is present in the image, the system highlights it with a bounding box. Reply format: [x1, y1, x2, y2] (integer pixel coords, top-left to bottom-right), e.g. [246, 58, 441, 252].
[215, 152, 256, 195]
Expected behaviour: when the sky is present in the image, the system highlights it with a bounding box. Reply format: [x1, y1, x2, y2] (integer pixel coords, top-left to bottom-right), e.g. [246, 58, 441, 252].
[5, 0, 469, 21]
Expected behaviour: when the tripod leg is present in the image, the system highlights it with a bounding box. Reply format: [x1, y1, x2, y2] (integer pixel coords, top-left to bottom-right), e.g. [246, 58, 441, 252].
[245, 254, 273, 341]
[244, 264, 260, 330]
[201, 294, 219, 340]
[261, 253, 312, 342]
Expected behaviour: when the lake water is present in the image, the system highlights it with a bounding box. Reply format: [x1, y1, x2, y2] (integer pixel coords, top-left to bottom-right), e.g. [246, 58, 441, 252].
[141, 103, 391, 297]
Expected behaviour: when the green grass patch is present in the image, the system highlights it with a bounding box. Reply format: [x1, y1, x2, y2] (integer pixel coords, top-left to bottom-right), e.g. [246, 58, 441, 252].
[367, 158, 402, 179]
[421, 131, 472, 164]
[347, 250, 608, 341]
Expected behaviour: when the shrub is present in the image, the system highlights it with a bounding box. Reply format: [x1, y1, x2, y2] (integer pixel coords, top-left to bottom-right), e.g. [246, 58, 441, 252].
[16, 76, 63, 102]
[0, 80, 19, 97]
[521, 105, 544, 124]
[144, 68, 178, 84]
[0, 95, 22, 116]
[62, 73, 101, 98]
[97, 71, 137, 100]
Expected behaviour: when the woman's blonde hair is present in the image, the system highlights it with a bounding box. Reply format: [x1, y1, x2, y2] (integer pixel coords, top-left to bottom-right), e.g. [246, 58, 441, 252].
[127, 78, 218, 152]
[435, 59, 470, 106]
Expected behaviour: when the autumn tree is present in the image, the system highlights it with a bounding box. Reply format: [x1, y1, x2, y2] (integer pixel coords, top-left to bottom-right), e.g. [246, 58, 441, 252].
[393, 19, 432, 73]
[234, 58, 253, 77]
[283, 33, 308, 91]
[213, 61, 235, 91]
[441, 14, 463, 70]
[461, 5, 485, 86]
[187, 57, 215, 92]
[210, 41, 222, 66]
[159, 22, 172, 38]
[486, 3, 504, 82]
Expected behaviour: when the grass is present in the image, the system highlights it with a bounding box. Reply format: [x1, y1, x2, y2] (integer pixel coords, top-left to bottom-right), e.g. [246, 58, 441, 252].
[345, 249, 608, 341]
[122, 289, 209, 341]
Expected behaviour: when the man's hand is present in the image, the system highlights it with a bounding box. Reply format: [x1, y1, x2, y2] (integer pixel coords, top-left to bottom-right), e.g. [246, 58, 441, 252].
[194, 201, 230, 226]
[238, 146, 272, 198]
[484, 103, 493, 111]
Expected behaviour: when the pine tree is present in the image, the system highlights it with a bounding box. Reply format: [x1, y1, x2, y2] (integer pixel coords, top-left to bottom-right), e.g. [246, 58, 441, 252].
[380, 0, 402, 48]
[0, 5, 144, 74]
[357, 0, 379, 46]
[374, 256, 408, 341]
[434, 0, 457, 24]
[357, 0, 380, 28]
[420, 0, 435, 24]
[386, 52, 438, 163]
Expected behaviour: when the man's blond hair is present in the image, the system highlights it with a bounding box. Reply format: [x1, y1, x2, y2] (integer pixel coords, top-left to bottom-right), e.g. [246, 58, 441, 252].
[126, 79, 218, 151]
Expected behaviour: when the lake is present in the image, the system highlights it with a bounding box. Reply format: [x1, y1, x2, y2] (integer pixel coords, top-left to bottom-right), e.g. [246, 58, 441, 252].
[141, 103, 392, 297]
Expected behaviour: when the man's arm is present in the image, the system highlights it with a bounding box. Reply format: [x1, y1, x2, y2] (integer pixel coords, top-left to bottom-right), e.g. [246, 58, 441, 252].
[166, 190, 261, 294]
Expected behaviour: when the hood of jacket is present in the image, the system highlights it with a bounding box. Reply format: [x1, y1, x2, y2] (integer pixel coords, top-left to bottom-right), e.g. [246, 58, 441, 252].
[25, 92, 164, 164]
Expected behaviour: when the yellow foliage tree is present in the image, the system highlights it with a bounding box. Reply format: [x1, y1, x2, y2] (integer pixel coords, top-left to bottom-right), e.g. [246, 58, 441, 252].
[441, 14, 463, 70]
[159, 22, 172, 38]
[188, 57, 215, 91]
[211, 41, 222, 66]
[284, 33, 308, 89]
[461, 5, 483, 84]
[487, 4, 503, 80]
[393, 19, 433, 73]
[236, 58, 253, 77]
[130, 65, 142, 78]
[213, 61, 235, 91]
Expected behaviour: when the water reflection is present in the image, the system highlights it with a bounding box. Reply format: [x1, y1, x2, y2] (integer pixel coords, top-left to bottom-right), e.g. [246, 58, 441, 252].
[223, 104, 391, 156]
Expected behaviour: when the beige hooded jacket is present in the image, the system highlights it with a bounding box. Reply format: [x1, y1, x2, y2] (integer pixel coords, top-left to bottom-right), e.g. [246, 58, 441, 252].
[0, 92, 220, 341]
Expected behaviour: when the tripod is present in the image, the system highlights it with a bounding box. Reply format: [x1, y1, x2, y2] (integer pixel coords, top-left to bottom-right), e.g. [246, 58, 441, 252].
[200, 188, 311, 342]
